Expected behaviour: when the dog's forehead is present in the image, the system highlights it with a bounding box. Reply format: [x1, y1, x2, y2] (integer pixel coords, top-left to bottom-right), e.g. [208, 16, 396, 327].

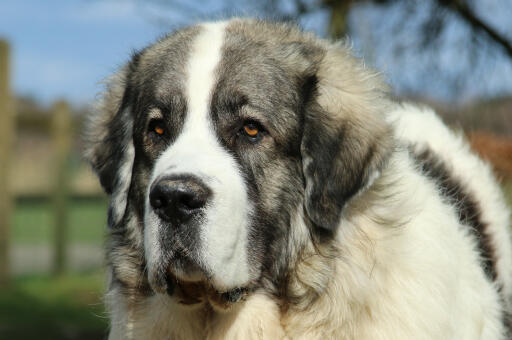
[134, 21, 304, 126]
[136, 27, 195, 98]
[212, 34, 301, 121]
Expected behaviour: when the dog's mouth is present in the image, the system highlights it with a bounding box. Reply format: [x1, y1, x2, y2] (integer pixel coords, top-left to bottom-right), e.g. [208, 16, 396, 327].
[151, 251, 250, 309]
[165, 273, 250, 309]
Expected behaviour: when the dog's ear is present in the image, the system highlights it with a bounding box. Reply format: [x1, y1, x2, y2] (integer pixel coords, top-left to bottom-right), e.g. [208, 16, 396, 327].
[84, 64, 135, 228]
[301, 45, 392, 231]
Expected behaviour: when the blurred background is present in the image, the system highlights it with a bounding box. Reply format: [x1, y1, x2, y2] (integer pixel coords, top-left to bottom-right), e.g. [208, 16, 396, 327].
[0, 0, 511, 339]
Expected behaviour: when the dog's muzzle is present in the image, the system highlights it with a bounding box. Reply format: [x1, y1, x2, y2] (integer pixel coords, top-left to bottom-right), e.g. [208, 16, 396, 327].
[146, 173, 251, 307]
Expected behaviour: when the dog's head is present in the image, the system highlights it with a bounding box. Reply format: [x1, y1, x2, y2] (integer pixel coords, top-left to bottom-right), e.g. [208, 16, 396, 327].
[85, 19, 391, 301]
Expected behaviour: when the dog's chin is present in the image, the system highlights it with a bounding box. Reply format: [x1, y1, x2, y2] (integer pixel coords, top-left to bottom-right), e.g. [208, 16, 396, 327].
[149, 253, 250, 310]
[167, 252, 208, 283]
[148, 251, 204, 292]
[165, 276, 250, 311]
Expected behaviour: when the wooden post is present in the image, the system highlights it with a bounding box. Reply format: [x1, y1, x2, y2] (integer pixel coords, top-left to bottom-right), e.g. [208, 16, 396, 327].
[0, 40, 13, 285]
[51, 100, 72, 275]
[325, 0, 352, 39]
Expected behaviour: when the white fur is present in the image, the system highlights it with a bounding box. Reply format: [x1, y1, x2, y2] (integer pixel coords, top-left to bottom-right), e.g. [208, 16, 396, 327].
[283, 147, 507, 339]
[111, 139, 134, 225]
[144, 22, 252, 291]
[388, 103, 512, 304]
[144, 204, 166, 288]
[107, 286, 286, 340]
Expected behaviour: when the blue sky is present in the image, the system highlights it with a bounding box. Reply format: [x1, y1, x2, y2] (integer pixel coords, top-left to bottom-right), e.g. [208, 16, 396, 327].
[1, 0, 511, 106]
[0, 0, 171, 105]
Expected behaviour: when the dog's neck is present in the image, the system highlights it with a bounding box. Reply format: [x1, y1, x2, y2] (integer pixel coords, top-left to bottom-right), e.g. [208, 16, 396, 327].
[107, 286, 286, 340]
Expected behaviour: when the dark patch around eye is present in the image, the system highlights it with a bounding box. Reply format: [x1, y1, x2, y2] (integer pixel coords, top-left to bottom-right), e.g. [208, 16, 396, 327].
[148, 119, 166, 137]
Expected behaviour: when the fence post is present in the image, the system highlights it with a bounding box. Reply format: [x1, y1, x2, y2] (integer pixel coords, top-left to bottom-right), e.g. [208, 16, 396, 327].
[0, 40, 13, 286]
[51, 100, 72, 275]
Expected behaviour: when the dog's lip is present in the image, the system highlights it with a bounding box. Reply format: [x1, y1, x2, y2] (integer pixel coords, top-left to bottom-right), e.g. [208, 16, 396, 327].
[163, 257, 251, 308]
[165, 273, 250, 308]
[148, 250, 205, 295]
[150, 249, 251, 307]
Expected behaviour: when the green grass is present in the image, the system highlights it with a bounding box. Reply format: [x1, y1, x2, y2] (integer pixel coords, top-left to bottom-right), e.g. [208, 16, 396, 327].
[0, 271, 108, 340]
[5, 201, 109, 339]
[503, 180, 512, 208]
[12, 200, 108, 245]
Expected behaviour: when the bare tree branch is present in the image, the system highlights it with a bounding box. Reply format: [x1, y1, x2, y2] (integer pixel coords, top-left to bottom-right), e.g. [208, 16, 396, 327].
[435, 0, 512, 59]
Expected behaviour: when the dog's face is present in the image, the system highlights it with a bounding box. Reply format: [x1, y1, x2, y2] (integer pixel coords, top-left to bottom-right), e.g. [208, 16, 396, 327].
[85, 19, 391, 301]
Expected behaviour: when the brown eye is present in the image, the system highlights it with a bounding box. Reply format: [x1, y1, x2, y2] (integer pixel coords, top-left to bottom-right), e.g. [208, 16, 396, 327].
[239, 121, 265, 144]
[148, 119, 166, 139]
[243, 123, 259, 137]
[154, 125, 164, 135]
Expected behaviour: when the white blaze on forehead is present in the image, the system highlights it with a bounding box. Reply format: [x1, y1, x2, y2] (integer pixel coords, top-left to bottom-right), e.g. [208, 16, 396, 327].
[187, 22, 226, 117]
[145, 22, 252, 290]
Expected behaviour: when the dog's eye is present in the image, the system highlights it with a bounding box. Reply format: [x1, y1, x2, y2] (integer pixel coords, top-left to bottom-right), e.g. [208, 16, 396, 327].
[240, 121, 263, 143]
[155, 126, 164, 135]
[148, 119, 166, 138]
[243, 124, 259, 137]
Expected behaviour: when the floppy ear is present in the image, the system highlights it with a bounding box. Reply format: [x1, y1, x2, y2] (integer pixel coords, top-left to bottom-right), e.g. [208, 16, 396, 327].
[84, 65, 135, 228]
[301, 45, 392, 231]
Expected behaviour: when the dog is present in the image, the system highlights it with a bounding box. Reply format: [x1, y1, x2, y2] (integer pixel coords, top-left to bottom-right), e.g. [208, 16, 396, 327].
[84, 18, 512, 339]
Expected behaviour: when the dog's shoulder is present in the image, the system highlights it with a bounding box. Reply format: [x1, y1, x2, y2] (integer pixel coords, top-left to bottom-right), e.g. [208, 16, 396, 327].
[388, 102, 512, 298]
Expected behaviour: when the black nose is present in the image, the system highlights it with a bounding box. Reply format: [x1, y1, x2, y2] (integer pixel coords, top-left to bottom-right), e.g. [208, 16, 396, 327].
[149, 175, 211, 224]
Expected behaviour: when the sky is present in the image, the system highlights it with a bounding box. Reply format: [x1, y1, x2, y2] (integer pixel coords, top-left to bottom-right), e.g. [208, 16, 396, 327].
[0, 0, 511, 107]
[0, 0, 170, 106]
[349, 0, 512, 103]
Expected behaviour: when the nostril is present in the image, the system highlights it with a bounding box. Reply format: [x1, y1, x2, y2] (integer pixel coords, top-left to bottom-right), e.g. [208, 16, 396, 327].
[152, 196, 164, 209]
[179, 189, 208, 210]
[149, 186, 168, 210]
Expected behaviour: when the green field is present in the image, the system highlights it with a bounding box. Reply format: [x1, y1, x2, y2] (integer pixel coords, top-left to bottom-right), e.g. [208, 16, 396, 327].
[12, 199, 107, 245]
[0, 271, 107, 339]
[503, 180, 512, 208]
[1, 200, 109, 339]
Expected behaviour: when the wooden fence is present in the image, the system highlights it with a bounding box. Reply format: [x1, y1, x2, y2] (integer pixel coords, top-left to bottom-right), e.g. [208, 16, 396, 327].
[0, 39, 13, 285]
[0, 40, 103, 283]
[51, 101, 73, 275]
